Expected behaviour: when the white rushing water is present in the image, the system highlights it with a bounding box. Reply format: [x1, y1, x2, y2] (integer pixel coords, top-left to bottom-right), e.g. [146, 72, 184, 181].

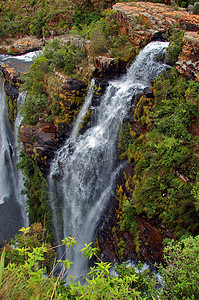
[0, 50, 41, 63]
[14, 92, 29, 227]
[49, 41, 169, 281]
[0, 77, 14, 205]
[0, 78, 28, 221]
[0, 78, 24, 245]
[0, 50, 33, 245]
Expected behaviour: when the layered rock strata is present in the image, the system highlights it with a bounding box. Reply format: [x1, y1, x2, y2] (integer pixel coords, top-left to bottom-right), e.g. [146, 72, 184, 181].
[113, 2, 199, 48]
[176, 31, 199, 80]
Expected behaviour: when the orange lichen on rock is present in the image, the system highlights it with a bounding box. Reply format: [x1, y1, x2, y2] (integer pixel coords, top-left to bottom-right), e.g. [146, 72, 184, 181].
[176, 31, 199, 81]
[113, 2, 199, 47]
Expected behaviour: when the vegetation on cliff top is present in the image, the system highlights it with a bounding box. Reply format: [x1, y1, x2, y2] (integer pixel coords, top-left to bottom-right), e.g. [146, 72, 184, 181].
[0, 0, 114, 39]
[20, 9, 135, 126]
[0, 0, 198, 41]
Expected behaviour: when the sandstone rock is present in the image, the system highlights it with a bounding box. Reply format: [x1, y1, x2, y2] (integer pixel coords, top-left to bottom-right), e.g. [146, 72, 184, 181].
[20, 121, 57, 170]
[1, 66, 23, 84]
[113, 2, 199, 48]
[176, 31, 199, 80]
[0, 36, 43, 55]
[93, 56, 127, 77]
[98, 208, 174, 265]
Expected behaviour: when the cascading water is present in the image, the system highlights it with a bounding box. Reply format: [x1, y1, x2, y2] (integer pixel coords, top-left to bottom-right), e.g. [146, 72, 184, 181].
[49, 41, 169, 281]
[0, 51, 39, 245]
[0, 77, 24, 245]
[14, 92, 29, 228]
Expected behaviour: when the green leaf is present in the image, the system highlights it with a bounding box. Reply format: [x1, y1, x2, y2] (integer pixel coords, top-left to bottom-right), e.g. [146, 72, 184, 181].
[0, 249, 5, 289]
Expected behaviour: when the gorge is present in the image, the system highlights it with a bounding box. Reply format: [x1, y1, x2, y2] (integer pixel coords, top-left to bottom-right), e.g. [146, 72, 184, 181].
[0, 0, 198, 297]
[49, 41, 169, 280]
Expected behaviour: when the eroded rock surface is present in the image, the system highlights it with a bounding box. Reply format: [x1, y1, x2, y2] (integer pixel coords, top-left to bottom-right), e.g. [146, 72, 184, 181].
[0, 36, 44, 55]
[113, 2, 199, 48]
[176, 31, 199, 80]
[20, 121, 58, 170]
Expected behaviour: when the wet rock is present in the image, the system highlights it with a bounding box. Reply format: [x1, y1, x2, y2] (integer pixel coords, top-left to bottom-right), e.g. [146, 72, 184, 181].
[61, 78, 87, 91]
[98, 208, 174, 266]
[0, 66, 23, 84]
[20, 121, 58, 171]
[93, 56, 127, 77]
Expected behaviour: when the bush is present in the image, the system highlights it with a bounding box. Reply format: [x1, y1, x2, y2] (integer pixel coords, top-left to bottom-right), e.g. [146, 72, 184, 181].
[166, 30, 184, 65]
[119, 69, 199, 238]
[160, 235, 199, 299]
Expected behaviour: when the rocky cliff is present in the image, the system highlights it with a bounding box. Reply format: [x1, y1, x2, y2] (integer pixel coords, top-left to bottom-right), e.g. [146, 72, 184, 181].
[1, 1, 199, 267]
[176, 31, 199, 80]
[113, 2, 199, 80]
[113, 2, 199, 47]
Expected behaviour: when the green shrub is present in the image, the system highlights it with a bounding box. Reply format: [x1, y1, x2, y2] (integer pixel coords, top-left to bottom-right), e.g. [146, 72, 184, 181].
[166, 30, 184, 65]
[193, 2, 199, 14]
[119, 69, 199, 238]
[160, 235, 199, 299]
[18, 151, 52, 233]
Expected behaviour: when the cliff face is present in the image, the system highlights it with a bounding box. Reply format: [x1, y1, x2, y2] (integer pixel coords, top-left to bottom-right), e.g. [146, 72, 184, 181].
[19, 78, 87, 170]
[1, 1, 199, 266]
[113, 2, 199, 81]
[0, 36, 44, 55]
[113, 2, 199, 48]
[176, 31, 199, 80]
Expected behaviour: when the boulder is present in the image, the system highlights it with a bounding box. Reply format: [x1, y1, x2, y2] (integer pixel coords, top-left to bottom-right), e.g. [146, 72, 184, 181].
[176, 31, 199, 80]
[20, 121, 58, 171]
[93, 56, 127, 77]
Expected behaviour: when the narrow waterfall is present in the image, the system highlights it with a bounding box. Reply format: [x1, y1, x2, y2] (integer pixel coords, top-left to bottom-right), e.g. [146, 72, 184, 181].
[14, 92, 29, 228]
[49, 41, 169, 280]
[0, 77, 24, 245]
[0, 51, 39, 245]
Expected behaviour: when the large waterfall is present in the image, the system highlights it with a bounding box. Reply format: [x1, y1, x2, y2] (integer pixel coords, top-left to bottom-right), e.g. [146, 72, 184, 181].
[0, 77, 24, 245]
[0, 51, 39, 246]
[49, 41, 169, 280]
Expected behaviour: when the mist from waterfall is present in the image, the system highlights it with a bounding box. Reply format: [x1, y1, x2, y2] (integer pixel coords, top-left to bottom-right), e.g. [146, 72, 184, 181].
[49, 41, 169, 281]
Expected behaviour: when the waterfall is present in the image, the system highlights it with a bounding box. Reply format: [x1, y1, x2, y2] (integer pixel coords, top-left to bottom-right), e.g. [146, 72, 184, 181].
[14, 92, 29, 228]
[0, 77, 24, 245]
[0, 51, 38, 245]
[49, 41, 169, 280]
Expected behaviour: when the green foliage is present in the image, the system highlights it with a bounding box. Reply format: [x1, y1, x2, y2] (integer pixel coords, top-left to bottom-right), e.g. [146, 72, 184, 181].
[88, 10, 136, 62]
[119, 68, 199, 239]
[18, 151, 52, 232]
[1, 231, 199, 299]
[44, 39, 86, 75]
[0, 0, 116, 39]
[2, 223, 56, 273]
[21, 56, 50, 124]
[160, 235, 199, 299]
[193, 2, 199, 14]
[133, 96, 154, 128]
[30, 10, 45, 38]
[166, 29, 184, 65]
[0, 249, 5, 289]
